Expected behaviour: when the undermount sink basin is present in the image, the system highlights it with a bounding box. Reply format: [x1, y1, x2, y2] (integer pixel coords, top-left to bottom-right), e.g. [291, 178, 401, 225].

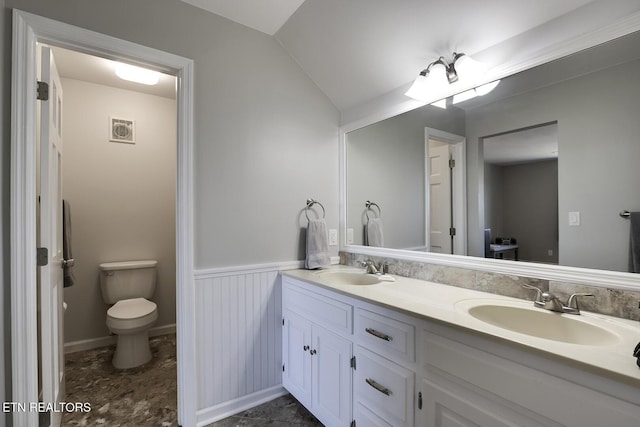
[456, 299, 621, 346]
[316, 270, 381, 286]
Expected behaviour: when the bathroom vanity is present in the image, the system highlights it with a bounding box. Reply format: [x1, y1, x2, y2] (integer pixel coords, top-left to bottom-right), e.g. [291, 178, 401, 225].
[281, 267, 640, 427]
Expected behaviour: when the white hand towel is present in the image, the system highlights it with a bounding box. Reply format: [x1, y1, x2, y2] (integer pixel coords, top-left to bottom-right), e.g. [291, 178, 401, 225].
[366, 218, 384, 247]
[305, 218, 330, 269]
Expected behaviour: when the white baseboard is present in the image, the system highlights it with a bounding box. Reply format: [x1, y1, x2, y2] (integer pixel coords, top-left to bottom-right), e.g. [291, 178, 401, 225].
[196, 385, 288, 426]
[64, 323, 176, 354]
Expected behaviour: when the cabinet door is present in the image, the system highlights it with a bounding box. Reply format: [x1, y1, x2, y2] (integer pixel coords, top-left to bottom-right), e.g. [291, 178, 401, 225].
[419, 376, 548, 427]
[312, 326, 353, 427]
[282, 311, 312, 409]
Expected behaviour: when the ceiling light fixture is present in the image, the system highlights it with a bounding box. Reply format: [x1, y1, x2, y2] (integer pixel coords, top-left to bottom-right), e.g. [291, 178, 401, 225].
[115, 62, 160, 85]
[405, 52, 489, 103]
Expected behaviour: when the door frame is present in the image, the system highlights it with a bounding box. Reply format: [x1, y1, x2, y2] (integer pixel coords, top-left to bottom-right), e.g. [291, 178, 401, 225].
[424, 127, 466, 256]
[10, 10, 196, 427]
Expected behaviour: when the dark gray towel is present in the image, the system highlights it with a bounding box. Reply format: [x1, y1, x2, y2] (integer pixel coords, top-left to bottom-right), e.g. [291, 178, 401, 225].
[63, 200, 76, 287]
[630, 212, 640, 273]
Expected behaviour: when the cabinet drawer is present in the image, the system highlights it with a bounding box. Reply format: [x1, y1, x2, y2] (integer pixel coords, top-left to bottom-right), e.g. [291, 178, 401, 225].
[355, 308, 415, 362]
[283, 282, 353, 335]
[354, 346, 414, 427]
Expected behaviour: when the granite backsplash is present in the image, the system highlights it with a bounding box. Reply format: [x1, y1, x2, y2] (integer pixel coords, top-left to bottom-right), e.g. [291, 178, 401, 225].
[340, 252, 640, 321]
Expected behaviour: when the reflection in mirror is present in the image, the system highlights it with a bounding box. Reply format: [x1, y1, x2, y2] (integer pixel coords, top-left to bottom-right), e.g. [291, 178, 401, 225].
[345, 30, 640, 273]
[346, 108, 466, 252]
[483, 123, 558, 264]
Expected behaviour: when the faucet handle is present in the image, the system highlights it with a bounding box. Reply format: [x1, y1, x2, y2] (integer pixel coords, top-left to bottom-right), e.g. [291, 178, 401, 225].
[567, 292, 594, 310]
[522, 284, 543, 302]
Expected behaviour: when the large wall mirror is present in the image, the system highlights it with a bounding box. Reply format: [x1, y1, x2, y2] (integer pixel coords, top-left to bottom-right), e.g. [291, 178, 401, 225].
[343, 29, 640, 284]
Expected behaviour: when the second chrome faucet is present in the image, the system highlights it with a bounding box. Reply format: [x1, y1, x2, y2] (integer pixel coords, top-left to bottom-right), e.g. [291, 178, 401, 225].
[523, 284, 594, 315]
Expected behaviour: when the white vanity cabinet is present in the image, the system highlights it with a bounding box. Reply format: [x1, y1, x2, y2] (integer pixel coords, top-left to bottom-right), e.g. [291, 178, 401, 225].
[417, 325, 640, 427]
[282, 278, 354, 427]
[281, 272, 640, 427]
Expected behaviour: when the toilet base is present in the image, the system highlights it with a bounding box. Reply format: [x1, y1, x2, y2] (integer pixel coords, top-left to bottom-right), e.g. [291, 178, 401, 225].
[112, 330, 152, 369]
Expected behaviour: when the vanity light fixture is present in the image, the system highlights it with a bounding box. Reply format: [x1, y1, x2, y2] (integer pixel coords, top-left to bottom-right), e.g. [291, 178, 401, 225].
[405, 52, 489, 104]
[115, 62, 160, 85]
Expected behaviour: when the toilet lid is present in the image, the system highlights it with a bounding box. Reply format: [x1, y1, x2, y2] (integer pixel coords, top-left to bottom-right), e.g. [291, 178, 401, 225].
[108, 298, 157, 320]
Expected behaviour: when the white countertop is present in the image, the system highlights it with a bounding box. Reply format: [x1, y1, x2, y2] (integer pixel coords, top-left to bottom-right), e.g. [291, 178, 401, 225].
[282, 265, 640, 385]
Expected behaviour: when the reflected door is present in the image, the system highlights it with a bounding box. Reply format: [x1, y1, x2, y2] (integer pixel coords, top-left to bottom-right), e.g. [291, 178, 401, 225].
[428, 140, 452, 254]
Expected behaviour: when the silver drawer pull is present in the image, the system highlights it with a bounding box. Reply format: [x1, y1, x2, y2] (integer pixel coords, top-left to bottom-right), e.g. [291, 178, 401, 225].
[365, 327, 393, 342]
[366, 378, 392, 396]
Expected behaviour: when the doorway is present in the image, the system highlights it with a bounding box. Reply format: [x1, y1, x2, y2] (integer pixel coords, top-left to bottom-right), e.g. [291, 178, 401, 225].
[43, 44, 177, 424]
[11, 11, 196, 427]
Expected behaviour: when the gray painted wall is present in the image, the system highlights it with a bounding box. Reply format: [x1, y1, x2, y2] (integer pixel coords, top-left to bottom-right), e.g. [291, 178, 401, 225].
[346, 105, 465, 249]
[466, 59, 640, 271]
[1, 0, 340, 412]
[486, 160, 558, 263]
[61, 78, 176, 343]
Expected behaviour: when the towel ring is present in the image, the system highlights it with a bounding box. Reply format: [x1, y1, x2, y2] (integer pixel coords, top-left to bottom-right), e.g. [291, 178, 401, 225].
[305, 198, 326, 222]
[365, 200, 381, 222]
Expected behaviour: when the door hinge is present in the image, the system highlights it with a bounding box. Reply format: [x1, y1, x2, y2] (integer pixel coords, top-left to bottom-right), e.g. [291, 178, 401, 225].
[282, 317, 285, 326]
[449, 158, 455, 169]
[449, 227, 456, 237]
[37, 247, 48, 266]
[350, 356, 356, 370]
[282, 364, 285, 372]
[418, 391, 423, 410]
[351, 420, 356, 427]
[37, 81, 49, 101]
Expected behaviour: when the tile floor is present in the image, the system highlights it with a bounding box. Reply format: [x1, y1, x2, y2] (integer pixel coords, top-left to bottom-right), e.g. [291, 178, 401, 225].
[62, 334, 322, 426]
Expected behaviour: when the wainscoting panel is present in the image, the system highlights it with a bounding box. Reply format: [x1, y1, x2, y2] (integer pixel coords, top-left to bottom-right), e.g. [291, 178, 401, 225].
[194, 261, 309, 424]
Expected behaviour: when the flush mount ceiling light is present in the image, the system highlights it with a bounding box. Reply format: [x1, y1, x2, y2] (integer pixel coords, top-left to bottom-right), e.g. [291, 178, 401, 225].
[115, 62, 160, 85]
[405, 52, 492, 107]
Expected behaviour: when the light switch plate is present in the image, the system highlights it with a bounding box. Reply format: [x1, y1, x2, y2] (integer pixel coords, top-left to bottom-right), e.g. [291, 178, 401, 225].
[347, 228, 354, 244]
[329, 229, 338, 246]
[569, 211, 580, 226]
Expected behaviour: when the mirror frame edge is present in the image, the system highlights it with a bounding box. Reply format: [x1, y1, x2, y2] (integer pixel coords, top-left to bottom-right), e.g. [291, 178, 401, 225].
[339, 11, 640, 292]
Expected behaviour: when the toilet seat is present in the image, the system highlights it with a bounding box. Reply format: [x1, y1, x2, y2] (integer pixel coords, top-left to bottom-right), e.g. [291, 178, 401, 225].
[106, 297, 157, 333]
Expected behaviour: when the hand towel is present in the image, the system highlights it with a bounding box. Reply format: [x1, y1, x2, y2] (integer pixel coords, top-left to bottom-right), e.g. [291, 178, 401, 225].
[305, 218, 330, 269]
[63, 199, 76, 287]
[630, 212, 640, 273]
[366, 218, 384, 247]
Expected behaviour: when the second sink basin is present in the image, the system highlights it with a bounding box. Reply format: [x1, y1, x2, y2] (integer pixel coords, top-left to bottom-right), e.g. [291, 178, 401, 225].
[316, 270, 381, 286]
[456, 299, 622, 346]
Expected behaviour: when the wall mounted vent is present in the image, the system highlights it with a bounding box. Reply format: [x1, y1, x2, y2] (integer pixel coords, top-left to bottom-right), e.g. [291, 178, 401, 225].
[110, 116, 135, 144]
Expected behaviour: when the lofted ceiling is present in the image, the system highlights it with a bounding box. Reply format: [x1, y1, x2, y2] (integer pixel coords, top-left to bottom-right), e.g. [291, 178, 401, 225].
[179, 0, 597, 111]
[58, 0, 611, 112]
[274, 0, 596, 110]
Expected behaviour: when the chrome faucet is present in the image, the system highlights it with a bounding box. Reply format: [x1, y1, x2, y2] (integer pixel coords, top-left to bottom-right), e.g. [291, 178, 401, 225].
[360, 260, 386, 275]
[522, 284, 594, 315]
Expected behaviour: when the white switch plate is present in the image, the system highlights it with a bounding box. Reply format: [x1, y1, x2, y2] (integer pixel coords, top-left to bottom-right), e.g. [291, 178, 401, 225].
[568, 211, 580, 226]
[548, 249, 553, 256]
[328, 229, 338, 246]
[347, 228, 354, 244]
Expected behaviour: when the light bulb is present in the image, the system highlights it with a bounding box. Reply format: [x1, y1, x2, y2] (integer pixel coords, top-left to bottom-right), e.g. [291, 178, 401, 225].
[475, 80, 500, 96]
[115, 62, 160, 85]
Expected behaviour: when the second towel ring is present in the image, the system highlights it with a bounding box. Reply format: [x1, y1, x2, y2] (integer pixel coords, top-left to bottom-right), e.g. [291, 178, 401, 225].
[365, 200, 381, 222]
[305, 198, 326, 222]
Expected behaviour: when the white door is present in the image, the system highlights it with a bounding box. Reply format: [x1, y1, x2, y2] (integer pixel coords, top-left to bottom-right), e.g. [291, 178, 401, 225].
[428, 140, 452, 254]
[39, 45, 65, 427]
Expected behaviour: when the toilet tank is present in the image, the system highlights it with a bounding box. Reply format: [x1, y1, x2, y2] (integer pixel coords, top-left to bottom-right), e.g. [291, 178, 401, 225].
[99, 260, 157, 304]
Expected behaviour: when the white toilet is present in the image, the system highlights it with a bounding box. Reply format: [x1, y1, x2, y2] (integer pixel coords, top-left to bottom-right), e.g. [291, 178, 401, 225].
[99, 260, 159, 369]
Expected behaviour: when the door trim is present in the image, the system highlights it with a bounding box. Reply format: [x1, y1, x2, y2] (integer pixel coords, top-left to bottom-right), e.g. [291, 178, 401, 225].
[10, 10, 196, 427]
